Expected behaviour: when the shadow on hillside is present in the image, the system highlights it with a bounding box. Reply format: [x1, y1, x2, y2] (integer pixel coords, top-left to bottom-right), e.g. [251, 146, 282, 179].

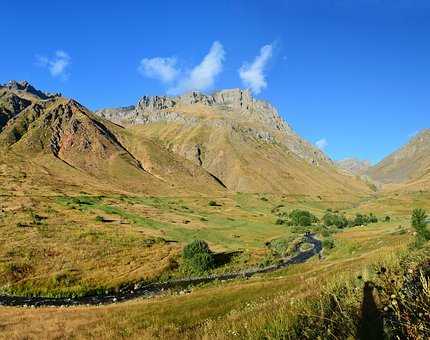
[358, 281, 384, 340]
[213, 251, 243, 267]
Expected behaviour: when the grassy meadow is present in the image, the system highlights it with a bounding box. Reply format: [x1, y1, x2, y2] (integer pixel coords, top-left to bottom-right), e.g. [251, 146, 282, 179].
[0, 186, 427, 339]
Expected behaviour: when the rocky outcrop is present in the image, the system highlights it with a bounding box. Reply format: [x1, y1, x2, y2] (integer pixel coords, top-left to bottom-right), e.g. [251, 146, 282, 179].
[1, 80, 60, 100]
[336, 158, 372, 175]
[96, 88, 330, 166]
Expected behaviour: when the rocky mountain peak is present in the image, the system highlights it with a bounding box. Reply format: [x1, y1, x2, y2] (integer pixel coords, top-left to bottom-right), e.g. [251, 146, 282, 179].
[103, 88, 292, 133]
[95, 89, 332, 167]
[1, 80, 61, 100]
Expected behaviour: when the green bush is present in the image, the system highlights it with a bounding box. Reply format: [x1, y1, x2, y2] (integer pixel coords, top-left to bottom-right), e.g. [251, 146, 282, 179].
[183, 240, 211, 259]
[323, 212, 348, 228]
[411, 208, 429, 247]
[188, 253, 215, 272]
[322, 237, 335, 249]
[369, 213, 378, 223]
[182, 240, 215, 272]
[352, 213, 378, 226]
[289, 209, 318, 227]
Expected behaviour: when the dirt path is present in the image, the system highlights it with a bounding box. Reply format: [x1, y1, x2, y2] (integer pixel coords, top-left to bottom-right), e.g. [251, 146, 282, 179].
[0, 234, 322, 308]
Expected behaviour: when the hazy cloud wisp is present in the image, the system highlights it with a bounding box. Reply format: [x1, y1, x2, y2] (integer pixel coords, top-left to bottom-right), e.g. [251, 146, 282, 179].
[239, 44, 273, 94]
[171, 41, 225, 94]
[138, 57, 179, 83]
[316, 138, 328, 150]
[138, 41, 225, 95]
[36, 50, 71, 80]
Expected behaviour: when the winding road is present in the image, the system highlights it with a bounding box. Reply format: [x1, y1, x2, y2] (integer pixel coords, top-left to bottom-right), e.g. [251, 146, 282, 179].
[0, 234, 322, 308]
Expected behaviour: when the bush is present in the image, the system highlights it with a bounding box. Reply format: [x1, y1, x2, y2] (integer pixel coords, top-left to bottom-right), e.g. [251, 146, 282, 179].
[183, 240, 211, 259]
[323, 212, 349, 228]
[188, 252, 215, 272]
[384, 215, 391, 222]
[182, 240, 215, 273]
[369, 213, 378, 223]
[322, 237, 335, 249]
[411, 208, 429, 247]
[353, 214, 368, 226]
[352, 213, 378, 226]
[289, 210, 318, 227]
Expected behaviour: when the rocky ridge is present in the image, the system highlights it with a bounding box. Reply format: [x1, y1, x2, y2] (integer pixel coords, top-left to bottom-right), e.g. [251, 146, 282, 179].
[366, 129, 430, 184]
[0, 80, 60, 100]
[336, 158, 372, 175]
[97, 88, 331, 166]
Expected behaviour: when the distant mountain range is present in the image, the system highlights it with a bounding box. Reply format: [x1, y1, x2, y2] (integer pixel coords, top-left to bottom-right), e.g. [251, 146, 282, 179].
[96, 88, 370, 197]
[336, 158, 372, 176]
[366, 129, 430, 190]
[1, 80, 427, 197]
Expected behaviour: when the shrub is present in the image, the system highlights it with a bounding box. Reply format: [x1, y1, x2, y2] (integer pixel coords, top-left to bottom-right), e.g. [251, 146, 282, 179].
[188, 252, 215, 272]
[289, 210, 318, 227]
[323, 212, 349, 228]
[369, 213, 378, 223]
[384, 215, 391, 222]
[353, 214, 368, 226]
[183, 240, 211, 259]
[182, 240, 215, 272]
[322, 237, 335, 249]
[411, 208, 429, 247]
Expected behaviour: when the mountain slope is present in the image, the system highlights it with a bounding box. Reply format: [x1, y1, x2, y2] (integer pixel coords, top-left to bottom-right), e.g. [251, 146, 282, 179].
[336, 158, 372, 175]
[97, 89, 372, 198]
[0, 81, 225, 195]
[367, 129, 430, 185]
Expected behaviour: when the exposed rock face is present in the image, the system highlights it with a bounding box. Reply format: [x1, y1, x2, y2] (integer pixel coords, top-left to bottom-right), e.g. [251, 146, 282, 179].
[1, 80, 60, 100]
[96, 88, 329, 165]
[336, 158, 372, 175]
[0, 82, 227, 195]
[94, 88, 375, 196]
[367, 129, 430, 184]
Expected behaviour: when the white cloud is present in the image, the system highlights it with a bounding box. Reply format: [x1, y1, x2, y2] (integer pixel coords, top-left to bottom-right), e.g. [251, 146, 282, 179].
[316, 138, 328, 150]
[36, 50, 71, 80]
[239, 44, 273, 94]
[169, 41, 225, 94]
[138, 57, 179, 83]
[138, 42, 225, 95]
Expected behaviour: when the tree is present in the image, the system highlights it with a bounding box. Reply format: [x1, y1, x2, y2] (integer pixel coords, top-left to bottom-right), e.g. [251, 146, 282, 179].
[182, 240, 215, 272]
[289, 210, 318, 227]
[411, 209, 429, 247]
[323, 212, 348, 229]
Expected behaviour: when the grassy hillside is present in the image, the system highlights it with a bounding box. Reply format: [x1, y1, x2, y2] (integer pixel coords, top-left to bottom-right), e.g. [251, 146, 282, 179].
[367, 129, 430, 185]
[0, 192, 424, 338]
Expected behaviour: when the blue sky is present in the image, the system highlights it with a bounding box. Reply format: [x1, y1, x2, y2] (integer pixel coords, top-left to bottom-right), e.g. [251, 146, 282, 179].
[1, 1, 429, 164]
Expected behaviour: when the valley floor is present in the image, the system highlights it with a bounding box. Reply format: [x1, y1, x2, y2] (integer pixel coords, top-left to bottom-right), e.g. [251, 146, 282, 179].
[1, 189, 428, 339]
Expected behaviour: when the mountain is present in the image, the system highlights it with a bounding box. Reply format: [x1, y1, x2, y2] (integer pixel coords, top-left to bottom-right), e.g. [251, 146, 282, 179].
[366, 129, 430, 186]
[336, 158, 372, 175]
[0, 81, 225, 195]
[97, 88, 371, 198]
